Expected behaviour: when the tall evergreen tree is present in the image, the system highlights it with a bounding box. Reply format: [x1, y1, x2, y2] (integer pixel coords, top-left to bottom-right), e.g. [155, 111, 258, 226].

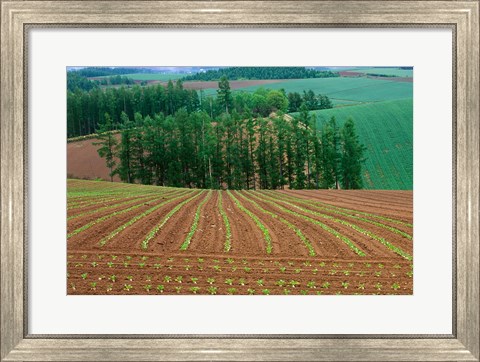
[93, 113, 117, 182]
[115, 112, 135, 183]
[217, 75, 233, 114]
[340, 118, 366, 189]
[320, 116, 340, 189]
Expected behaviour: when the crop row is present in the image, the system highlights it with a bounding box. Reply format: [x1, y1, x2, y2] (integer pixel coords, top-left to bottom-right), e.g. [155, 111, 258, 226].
[98, 190, 199, 247]
[246, 191, 411, 260]
[141, 191, 205, 250]
[67, 189, 190, 239]
[68, 181, 412, 261]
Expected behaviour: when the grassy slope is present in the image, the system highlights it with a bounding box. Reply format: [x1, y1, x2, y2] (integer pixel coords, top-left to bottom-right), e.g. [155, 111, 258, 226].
[95, 73, 185, 81]
[202, 76, 412, 104]
[292, 99, 413, 190]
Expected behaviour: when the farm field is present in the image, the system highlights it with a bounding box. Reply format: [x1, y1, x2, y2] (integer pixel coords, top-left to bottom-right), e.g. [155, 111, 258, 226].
[293, 98, 413, 190]
[200, 76, 413, 104]
[67, 179, 413, 295]
[94, 73, 185, 82]
[342, 67, 413, 77]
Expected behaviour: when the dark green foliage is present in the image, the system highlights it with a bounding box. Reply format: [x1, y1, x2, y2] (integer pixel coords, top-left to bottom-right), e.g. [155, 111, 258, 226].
[340, 118, 366, 189]
[320, 116, 340, 189]
[217, 76, 234, 114]
[74, 76, 367, 190]
[182, 67, 339, 81]
[92, 113, 118, 182]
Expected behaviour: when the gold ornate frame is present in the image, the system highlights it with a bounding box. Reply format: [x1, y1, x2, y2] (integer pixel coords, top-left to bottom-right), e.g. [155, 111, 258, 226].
[1, 1, 479, 361]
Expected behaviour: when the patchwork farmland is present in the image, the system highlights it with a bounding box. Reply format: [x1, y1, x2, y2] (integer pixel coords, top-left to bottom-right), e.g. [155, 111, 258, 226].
[67, 179, 413, 295]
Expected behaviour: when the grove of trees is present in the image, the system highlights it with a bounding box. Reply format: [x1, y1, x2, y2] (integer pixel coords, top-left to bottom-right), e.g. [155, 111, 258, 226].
[182, 67, 339, 81]
[67, 77, 333, 138]
[92, 77, 366, 190]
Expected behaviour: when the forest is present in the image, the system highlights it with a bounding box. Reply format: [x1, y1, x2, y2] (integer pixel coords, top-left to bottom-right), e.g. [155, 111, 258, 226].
[182, 67, 339, 81]
[67, 78, 333, 137]
[92, 76, 366, 191]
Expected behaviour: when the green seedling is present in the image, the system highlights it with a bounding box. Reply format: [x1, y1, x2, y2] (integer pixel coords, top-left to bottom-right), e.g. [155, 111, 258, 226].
[190, 287, 201, 294]
[276, 280, 286, 287]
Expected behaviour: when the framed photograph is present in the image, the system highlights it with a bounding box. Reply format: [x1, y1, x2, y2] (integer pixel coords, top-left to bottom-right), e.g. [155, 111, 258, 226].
[1, 1, 478, 361]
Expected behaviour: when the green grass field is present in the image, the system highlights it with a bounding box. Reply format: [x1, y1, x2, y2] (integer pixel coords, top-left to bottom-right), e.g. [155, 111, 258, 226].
[292, 98, 413, 190]
[95, 73, 185, 81]
[202, 77, 413, 104]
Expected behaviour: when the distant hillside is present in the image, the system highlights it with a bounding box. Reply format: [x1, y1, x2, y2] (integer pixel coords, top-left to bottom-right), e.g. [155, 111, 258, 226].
[182, 67, 339, 81]
[292, 98, 413, 190]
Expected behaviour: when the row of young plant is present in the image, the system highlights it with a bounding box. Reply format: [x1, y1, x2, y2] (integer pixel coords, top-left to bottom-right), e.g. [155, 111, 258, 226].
[68, 193, 167, 221]
[67, 187, 166, 210]
[227, 190, 272, 254]
[68, 260, 413, 281]
[256, 191, 412, 260]
[68, 253, 412, 272]
[180, 191, 213, 250]
[69, 271, 409, 295]
[244, 191, 366, 257]
[98, 191, 201, 247]
[67, 190, 191, 239]
[217, 191, 232, 252]
[264, 190, 413, 228]
[233, 191, 316, 256]
[248, 191, 412, 260]
[263, 190, 413, 238]
[140, 191, 206, 250]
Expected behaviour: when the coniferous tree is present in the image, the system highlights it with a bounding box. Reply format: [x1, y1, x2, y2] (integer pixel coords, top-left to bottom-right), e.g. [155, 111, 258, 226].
[115, 112, 135, 183]
[320, 116, 340, 188]
[340, 118, 366, 189]
[93, 113, 117, 182]
[217, 75, 233, 114]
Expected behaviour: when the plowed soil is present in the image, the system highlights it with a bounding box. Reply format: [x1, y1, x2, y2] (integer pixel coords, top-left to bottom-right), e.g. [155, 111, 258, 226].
[67, 179, 413, 295]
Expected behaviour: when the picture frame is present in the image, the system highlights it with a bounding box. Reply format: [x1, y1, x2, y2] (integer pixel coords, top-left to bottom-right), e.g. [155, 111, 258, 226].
[1, 1, 478, 361]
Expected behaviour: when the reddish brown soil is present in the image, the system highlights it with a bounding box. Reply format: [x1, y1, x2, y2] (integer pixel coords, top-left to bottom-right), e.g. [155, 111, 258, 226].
[67, 136, 121, 181]
[67, 180, 413, 295]
[220, 192, 267, 256]
[187, 192, 226, 254]
[367, 76, 413, 83]
[339, 71, 412, 83]
[67, 252, 412, 295]
[339, 71, 364, 77]
[280, 190, 413, 224]
[68, 190, 192, 250]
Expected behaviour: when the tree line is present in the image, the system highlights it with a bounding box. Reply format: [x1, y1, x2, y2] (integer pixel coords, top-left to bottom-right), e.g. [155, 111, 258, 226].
[67, 78, 333, 138]
[94, 77, 365, 190]
[182, 67, 339, 81]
